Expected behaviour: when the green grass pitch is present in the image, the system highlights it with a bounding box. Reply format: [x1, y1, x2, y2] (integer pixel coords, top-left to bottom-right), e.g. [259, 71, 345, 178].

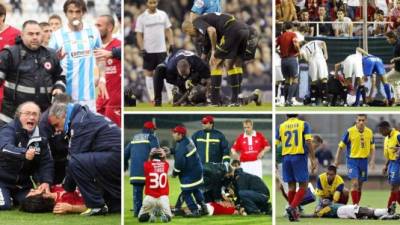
[276, 189, 398, 225]
[124, 175, 272, 224]
[0, 209, 120, 225]
[125, 102, 272, 112]
[276, 106, 400, 112]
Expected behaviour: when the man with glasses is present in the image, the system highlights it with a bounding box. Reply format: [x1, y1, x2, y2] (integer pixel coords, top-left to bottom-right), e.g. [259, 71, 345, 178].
[335, 114, 376, 205]
[0, 101, 54, 210]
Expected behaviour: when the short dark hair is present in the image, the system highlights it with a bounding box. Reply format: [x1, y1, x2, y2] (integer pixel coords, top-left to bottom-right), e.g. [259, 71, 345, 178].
[63, 0, 87, 14]
[283, 21, 293, 31]
[177, 59, 190, 73]
[49, 14, 62, 22]
[22, 20, 40, 30]
[20, 194, 55, 213]
[376, 9, 384, 15]
[378, 121, 391, 129]
[357, 114, 367, 118]
[385, 31, 398, 39]
[286, 114, 298, 118]
[0, 3, 6, 22]
[39, 22, 50, 28]
[337, 9, 345, 14]
[327, 165, 337, 174]
[231, 159, 241, 167]
[313, 135, 323, 144]
[52, 93, 72, 103]
[100, 15, 115, 29]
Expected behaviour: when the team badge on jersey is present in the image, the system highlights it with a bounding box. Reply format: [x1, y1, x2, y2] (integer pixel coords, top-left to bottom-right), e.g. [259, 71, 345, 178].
[107, 58, 113, 65]
[194, 0, 205, 8]
[44, 61, 52, 70]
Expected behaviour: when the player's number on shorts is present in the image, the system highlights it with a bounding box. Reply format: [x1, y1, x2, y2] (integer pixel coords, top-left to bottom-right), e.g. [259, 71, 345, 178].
[284, 130, 298, 147]
[149, 173, 167, 189]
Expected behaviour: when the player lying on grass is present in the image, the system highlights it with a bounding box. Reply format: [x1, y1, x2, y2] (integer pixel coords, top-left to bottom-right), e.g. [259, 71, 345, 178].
[310, 200, 399, 220]
[179, 200, 247, 216]
[20, 185, 86, 214]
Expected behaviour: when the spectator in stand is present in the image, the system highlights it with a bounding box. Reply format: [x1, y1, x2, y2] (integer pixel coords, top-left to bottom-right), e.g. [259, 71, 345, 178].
[313, 135, 334, 170]
[372, 9, 386, 36]
[307, 0, 322, 21]
[345, 0, 361, 20]
[389, 0, 400, 31]
[333, 9, 353, 37]
[299, 9, 314, 36]
[315, 5, 334, 36]
[278, 0, 297, 21]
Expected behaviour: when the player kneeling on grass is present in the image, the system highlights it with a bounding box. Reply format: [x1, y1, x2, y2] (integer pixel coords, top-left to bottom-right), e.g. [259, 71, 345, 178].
[138, 148, 172, 223]
[171, 125, 208, 217]
[313, 199, 398, 220]
[315, 165, 349, 209]
[20, 185, 86, 214]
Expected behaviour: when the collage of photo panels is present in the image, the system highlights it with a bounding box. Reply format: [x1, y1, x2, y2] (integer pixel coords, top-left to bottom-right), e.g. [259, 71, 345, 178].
[0, 0, 400, 225]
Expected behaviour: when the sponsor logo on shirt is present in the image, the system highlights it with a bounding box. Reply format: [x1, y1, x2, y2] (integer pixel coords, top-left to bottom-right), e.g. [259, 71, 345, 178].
[70, 50, 91, 58]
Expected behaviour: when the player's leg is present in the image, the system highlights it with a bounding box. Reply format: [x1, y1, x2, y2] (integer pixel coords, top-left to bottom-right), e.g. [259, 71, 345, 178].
[153, 63, 167, 106]
[159, 196, 172, 222]
[337, 188, 349, 204]
[318, 58, 329, 105]
[348, 159, 362, 204]
[238, 190, 262, 214]
[308, 60, 318, 105]
[182, 190, 200, 217]
[171, 192, 185, 216]
[226, 58, 242, 106]
[0, 186, 12, 210]
[385, 69, 400, 104]
[354, 77, 367, 106]
[133, 184, 144, 216]
[192, 188, 208, 215]
[356, 206, 377, 219]
[210, 61, 224, 106]
[138, 196, 156, 222]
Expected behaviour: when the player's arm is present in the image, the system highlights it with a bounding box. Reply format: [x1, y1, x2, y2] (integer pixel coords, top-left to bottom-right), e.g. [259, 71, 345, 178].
[304, 122, 317, 174]
[124, 144, 131, 171]
[165, 27, 174, 52]
[321, 41, 328, 60]
[136, 32, 144, 52]
[333, 183, 344, 202]
[315, 177, 324, 197]
[316, 206, 332, 217]
[383, 159, 389, 175]
[207, 26, 218, 54]
[230, 138, 240, 160]
[220, 134, 231, 164]
[356, 47, 369, 56]
[369, 138, 376, 169]
[348, 21, 353, 37]
[53, 202, 87, 214]
[335, 131, 348, 167]
[390, 56, 400, 64]
[292, 36, 300, 52]
[257, 134, 270, 159]
[190, 12, 199, 22]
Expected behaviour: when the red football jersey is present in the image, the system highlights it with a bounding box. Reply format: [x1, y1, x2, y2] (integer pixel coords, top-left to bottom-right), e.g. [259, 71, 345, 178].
[144, 159, 169, 198]
[0, 26, 21, 112]
[276, 31, 299, 58]
[51, 185, 84, 205]
[232, 131, 269, 162]
[96, 38, 121, 126]
[210, 202, 236, 215]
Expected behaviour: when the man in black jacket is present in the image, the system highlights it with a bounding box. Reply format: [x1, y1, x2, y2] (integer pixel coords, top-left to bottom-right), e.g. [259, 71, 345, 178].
[232, 161, 271, 215]
[0, 101, 53, 210]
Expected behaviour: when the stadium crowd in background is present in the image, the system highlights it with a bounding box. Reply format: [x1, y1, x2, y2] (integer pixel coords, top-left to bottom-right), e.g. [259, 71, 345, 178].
[276, 0, 400, 37]
[124, 0, 272, 104]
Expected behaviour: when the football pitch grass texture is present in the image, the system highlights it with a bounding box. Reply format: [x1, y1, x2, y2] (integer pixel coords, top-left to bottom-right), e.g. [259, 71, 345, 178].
[276, 189, 399, 225]
[276, 106, 400, 112]
[0, 209, 120, 225]
[124, 175, 272, 224]
[125, 102, 272, 112]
